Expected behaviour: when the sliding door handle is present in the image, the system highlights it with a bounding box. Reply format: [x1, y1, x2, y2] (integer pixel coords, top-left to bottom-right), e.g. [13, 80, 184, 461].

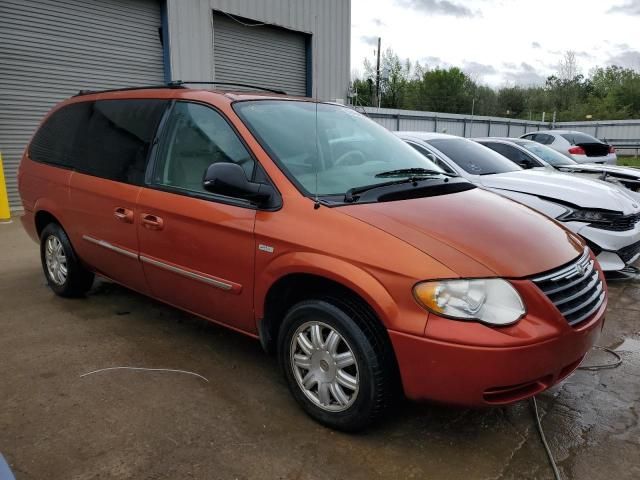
[114, 207, 134, 223]
[141, 213, 164, 230]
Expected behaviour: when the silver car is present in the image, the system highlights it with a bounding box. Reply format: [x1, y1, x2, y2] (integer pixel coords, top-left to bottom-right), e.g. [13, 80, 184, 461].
[520, 130, 617, 165]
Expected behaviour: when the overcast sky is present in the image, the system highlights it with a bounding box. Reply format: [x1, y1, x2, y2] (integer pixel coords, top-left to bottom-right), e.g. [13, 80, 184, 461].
[351, 0, 640, 87]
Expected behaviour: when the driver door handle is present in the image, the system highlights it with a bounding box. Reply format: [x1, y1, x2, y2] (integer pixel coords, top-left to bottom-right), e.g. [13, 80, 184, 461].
[114, 207, 134, 223]
[141, 213, 164, 230]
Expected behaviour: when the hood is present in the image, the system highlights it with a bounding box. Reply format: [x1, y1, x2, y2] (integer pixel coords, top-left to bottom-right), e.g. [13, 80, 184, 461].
[479, 169, 640, 214]
[340, 188, 583, 278]
[559, 163, 640, 178]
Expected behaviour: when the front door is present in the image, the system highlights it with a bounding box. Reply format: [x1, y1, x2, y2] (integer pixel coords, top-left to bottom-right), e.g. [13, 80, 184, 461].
[136, 101, 257, 333]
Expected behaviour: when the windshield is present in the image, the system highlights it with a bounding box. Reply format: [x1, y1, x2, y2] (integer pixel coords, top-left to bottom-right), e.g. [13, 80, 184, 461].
[425, 138, 521, 175]
[233, 100, 445, 196]
[516, 142, 576, 166]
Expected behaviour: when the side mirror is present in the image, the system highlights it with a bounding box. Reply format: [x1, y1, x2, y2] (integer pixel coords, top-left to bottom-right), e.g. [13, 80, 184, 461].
[518, 158, 534, 169]
[203, 163, 275, 206]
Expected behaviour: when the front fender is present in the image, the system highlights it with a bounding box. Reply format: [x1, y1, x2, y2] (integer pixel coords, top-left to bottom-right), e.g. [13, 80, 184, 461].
[255, 251, 427, 336]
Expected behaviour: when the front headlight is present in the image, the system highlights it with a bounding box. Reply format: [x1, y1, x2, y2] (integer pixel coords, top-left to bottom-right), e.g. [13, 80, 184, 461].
[559, 209, 618, 224]
[413, 279, 525, 326]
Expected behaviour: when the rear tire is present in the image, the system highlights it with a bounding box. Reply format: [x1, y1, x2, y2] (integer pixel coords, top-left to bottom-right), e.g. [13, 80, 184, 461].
[278, 298, 393, 432]
[40, 223, 94, 297]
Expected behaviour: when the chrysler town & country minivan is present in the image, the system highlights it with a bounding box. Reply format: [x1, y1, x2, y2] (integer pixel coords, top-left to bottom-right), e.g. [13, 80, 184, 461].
[19, 86, 607, 431]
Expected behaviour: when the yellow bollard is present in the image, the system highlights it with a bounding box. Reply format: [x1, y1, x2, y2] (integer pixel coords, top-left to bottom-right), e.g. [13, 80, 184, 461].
[0, 152, 11, 222]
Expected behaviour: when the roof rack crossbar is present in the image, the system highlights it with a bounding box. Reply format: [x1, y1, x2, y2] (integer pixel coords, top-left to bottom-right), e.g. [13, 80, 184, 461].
[169, 80, 287, 95]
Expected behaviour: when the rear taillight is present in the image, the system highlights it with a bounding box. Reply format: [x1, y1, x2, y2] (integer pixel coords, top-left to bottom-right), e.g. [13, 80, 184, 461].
[568, 146, 586, 155]
[609, 146, 616, 154]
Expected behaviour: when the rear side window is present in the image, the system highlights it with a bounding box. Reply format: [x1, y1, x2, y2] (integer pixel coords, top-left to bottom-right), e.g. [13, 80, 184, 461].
[29, 102, 92, 167]
[537, 134, 554, 145]
[30, 99, 168, 185]
[76, 99, 168, 185]
[482, 142, 537, 165]
[560, 132, 601, 145]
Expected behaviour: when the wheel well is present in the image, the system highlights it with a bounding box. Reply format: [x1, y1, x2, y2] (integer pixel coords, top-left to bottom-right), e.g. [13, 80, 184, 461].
[261, 274, 390, 355]
[35, 211, 61, 238]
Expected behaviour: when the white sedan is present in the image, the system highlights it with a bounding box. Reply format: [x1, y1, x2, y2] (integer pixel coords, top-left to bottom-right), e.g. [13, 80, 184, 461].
[396, 132, 640, 274]
[520, 130, 617, 165]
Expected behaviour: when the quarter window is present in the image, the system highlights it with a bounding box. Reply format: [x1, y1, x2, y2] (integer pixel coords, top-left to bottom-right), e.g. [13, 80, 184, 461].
[29, 102, 92, 168]
[152, 102, 255, 195]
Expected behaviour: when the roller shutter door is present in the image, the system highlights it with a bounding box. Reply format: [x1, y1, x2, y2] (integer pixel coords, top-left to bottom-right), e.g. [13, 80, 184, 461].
[212, 11, 308, 97]
[0, 0, 165, 210]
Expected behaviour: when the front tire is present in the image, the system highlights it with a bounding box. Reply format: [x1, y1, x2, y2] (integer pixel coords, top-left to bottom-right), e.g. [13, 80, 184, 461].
[40, 223, 94, 297]
[278, 299, 393, 432]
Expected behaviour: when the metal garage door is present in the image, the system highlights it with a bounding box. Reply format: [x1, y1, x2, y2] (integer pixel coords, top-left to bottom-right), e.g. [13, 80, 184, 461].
[0, 0, 165, 210]
[212, 11, 308, 97]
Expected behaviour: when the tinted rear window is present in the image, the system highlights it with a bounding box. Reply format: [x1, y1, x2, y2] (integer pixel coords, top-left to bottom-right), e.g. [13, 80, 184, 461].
[29, 102, 93, 167]
[560, 133, 602, 145]
[30, 99, 168, 185]
[426, 138, 521, 175]
[77, 99, 168, 184]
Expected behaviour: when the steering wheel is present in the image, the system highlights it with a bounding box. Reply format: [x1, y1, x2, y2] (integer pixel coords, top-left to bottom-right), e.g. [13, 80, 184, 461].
[334, 150, 367, 167]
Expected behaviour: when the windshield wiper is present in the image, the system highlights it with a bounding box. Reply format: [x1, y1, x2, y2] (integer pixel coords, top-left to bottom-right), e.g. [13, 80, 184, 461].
[375, 167, 456, 178]
[344, 176, 445, 203]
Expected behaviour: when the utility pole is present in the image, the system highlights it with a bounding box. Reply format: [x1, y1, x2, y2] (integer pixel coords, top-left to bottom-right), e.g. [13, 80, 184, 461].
[469, 97, 475, 137]
[375, 37, 381, 109]
[552, 111, 557, 128]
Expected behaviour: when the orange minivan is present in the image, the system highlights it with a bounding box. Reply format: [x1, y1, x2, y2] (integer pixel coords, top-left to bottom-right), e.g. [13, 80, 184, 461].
[19, 85, 607, 431]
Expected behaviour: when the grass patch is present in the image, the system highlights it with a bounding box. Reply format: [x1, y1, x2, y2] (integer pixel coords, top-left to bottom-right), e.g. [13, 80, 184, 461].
[617, 156, 640, 167]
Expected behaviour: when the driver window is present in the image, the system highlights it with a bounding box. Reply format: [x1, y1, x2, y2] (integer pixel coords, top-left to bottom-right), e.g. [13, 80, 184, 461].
[153, 102, 255, 194]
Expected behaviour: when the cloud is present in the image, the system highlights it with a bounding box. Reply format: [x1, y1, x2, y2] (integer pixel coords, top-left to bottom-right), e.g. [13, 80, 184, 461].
[419, 55, 446, 66]
[531, 41, 541, 49]
[394, 0, 476, 18]
[360, 35, 379, 47]
[502, 62, 547, 85]
[463, 61, 497, 76]
[372, 18, 386, 26]
[608, 0, 640, 15]
[607, 49, 640, 68]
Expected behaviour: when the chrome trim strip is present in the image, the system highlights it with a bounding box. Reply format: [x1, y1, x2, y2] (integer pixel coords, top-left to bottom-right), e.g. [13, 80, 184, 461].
[561, 282, 604, 317]
[568, 292, 606, 326]
[532, 248, 590, 283]
[553, 271, 600, 307]
[539, 260, 595, 295]
[82, 235, 138, 260]
[139, 255, 233, 291]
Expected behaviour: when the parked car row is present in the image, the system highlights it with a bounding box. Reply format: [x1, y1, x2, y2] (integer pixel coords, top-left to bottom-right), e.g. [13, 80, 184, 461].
[19, 88, 611, 431]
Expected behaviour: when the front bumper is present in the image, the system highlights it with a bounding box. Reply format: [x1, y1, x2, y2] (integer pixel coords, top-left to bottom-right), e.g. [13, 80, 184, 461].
[571, 221, 640, 270]
[389, 278, 606, 406]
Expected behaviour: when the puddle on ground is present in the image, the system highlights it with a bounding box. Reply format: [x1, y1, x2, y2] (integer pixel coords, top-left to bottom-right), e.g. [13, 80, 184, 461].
[615, 337, 640, 353]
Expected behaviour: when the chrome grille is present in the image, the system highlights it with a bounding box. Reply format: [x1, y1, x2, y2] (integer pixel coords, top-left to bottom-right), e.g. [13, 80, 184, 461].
[532, 249, 605, 326]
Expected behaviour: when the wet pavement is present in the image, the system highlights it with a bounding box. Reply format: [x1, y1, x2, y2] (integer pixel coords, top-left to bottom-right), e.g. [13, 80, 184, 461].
[1, 219, 638, 479]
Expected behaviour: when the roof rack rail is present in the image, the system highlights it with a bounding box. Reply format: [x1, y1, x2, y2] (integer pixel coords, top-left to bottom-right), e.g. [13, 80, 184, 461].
[74, 81, 287, 97]
[168, 80, 287, 95]
[74, 84, 184, 96]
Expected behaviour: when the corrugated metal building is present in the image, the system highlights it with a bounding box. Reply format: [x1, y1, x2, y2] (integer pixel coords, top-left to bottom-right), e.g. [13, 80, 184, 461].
[0, 0, 351, 210]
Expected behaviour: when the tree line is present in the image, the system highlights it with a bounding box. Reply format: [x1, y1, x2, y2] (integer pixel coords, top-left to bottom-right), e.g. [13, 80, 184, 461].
[351, 50, 640, 122]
